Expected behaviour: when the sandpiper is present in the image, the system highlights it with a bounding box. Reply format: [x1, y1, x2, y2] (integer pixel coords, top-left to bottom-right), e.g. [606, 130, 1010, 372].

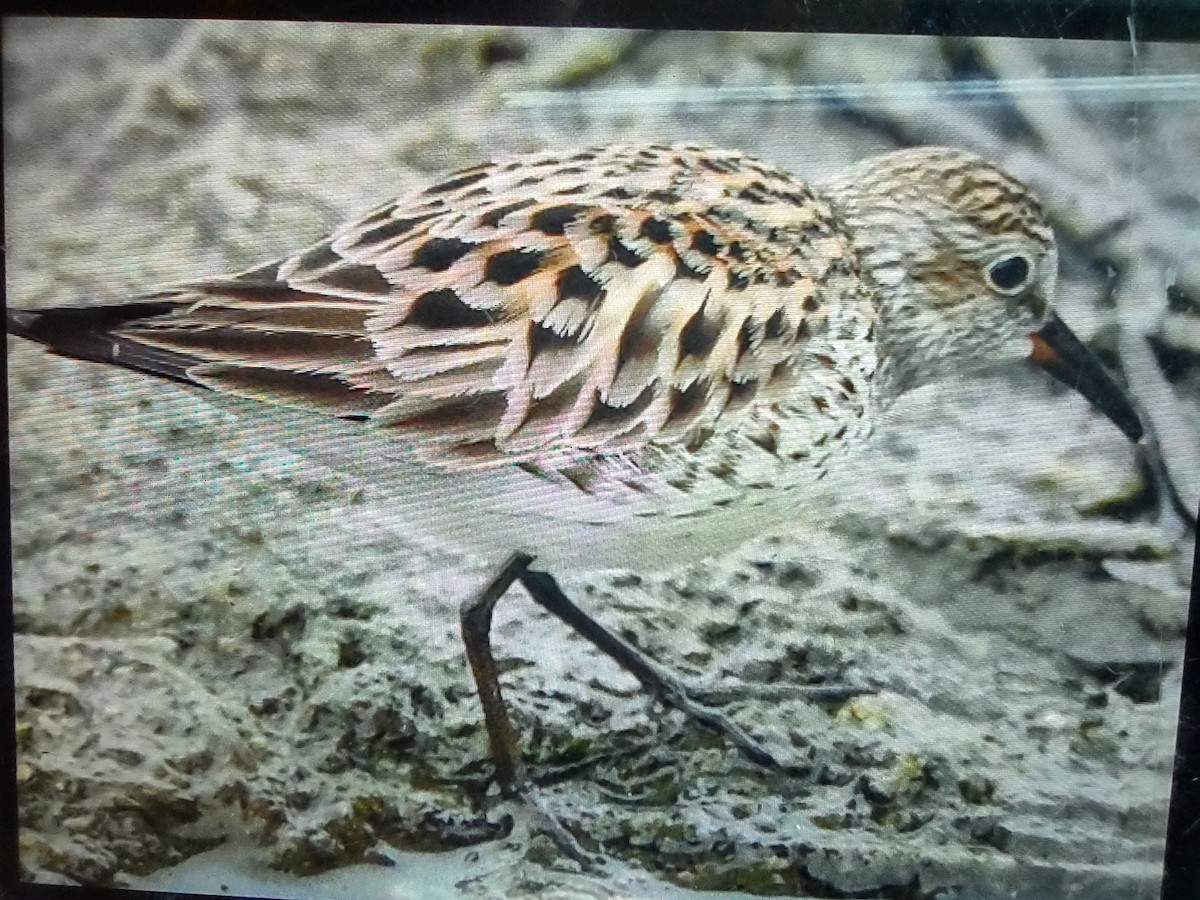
[7, 143, 1143, 853]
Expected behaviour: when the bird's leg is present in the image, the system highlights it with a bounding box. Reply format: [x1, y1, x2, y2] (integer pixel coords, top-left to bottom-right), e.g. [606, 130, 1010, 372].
[456, 549, 777, 787]
[459, 552, 532, 795]
[463, 553, 871, 788]
[516, 564, 780, 769]
[461, 552, 864, 866]
[461, 551, 779, 788]
[459, 551, 597, 869]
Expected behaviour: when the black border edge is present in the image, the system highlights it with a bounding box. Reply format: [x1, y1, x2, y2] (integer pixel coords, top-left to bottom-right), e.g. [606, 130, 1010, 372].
[1162, 515, 1200, 900]
[0, 0, 1198, 41]
[0, 17, 22, 900]
[0, 17, 21, 896]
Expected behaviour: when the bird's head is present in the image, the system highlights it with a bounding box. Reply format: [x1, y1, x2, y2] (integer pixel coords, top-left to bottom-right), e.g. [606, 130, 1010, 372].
[825, 146, 1142, 442]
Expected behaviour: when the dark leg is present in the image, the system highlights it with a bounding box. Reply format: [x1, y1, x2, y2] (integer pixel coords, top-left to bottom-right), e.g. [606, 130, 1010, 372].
[459, 553, 868, 865]
[459, 552, 597, 868]
[461, 552, 782, 783]
[516, 566, 780, 768]
[459, 552, 532, 796]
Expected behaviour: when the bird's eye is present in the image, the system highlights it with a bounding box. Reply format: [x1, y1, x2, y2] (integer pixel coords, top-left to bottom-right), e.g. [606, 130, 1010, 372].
[985, 254, 1033, 294]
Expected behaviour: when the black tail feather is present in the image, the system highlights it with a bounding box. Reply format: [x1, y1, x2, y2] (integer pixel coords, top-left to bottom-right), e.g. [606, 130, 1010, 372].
[7, 302, 203, 386]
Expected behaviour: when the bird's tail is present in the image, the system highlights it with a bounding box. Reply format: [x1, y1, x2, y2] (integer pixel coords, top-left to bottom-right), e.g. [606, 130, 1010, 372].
[7, 301, 200, 385]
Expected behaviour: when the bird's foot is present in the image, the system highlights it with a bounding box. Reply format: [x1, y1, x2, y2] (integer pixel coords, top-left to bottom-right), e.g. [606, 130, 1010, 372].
[684, 679, 876, 708]
[635, 661, 783, 769]
[652, 677, 875, 768]
[497, 778, 606, 873]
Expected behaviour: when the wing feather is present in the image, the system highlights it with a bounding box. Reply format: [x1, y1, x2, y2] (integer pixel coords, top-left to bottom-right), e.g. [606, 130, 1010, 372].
[53, 144, 871, 482]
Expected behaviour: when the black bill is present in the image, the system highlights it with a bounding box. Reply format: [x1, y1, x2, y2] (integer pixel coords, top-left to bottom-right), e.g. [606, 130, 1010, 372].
[1028, 313, 1143, 443]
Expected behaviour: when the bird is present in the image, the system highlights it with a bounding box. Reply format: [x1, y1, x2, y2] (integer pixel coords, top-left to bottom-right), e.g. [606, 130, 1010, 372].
[7, 143, 1144, 858]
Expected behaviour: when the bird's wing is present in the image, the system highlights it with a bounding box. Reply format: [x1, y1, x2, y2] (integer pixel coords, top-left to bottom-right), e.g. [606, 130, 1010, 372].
[87, 144, 863, 472]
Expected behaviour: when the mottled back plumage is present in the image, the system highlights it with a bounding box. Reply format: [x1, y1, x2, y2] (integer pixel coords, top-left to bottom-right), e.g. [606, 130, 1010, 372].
[92, 144, 878, 490]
